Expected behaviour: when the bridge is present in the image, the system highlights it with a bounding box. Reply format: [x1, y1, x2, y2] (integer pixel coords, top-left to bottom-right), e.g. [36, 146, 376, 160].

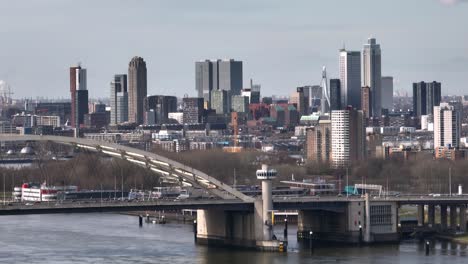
[0, 135, 252, 202]
[1, 135, 468, 250]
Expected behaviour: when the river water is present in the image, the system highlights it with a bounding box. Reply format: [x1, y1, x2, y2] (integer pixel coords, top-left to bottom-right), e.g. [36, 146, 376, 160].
[0, 213, 466, 263]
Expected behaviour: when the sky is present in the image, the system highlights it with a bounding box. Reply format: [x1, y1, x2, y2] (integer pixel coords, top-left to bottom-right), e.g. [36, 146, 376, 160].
[0, 0, 467, 99]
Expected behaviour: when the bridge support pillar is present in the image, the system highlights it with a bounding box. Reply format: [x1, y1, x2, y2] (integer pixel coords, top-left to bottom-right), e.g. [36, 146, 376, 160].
[440, 205, 448, 230]
[417, 205, 425, 227]
[459, 204, 467, 233]
[196, 209, 258, 248]
[428, 205, 435, 228]
[450, 205, 457, 229]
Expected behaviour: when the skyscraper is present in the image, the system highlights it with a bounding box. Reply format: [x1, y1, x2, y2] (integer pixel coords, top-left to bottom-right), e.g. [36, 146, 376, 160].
[144, 95, 177, 125]
[329, 79, 341, 111]
[231, 95, 249, 113]
[331, 108, 366, 168]
[412, 81, 441, 117]
[128, 56, 147, 124]
[110, 74, 128, 125]
[306, 120, 332, 163]
[69, 65, 88, 128]
[434, 103, 461, 149]
[183, 97, 204, 124]
[381, 76, 393, 111]
[290, 87, 309, 115]
[361, 86, 371, 119]
[210, 89, 229, 115]
[195, 60, 214, 105]
[195, 59, 243, 107]
[339, 49, 361, 109]
[362, 38, 382, 117]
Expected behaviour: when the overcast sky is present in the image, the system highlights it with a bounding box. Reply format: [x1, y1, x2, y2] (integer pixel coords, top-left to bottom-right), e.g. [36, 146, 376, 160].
[0, 0, 467, 99]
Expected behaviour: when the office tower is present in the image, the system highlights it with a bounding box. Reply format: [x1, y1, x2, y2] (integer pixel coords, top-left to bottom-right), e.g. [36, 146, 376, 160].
[69, 65, 88, 128]
[218, 59, 243, 95]
[412, 81, 441, 117]
[195, 60, 214, 105]
[320, 67, 330, 114]
[339, 49, 361, 109]
[128, 56, 147, 124]
[361, 86, 371, 119]
[35, 102, 71, 125]
[211, 89, 229, 114]
[90, 102, 106, 113]
[363, 38, 382, 117]
[241, 88, 260, 104]
[329, 79, 341, 111]
[231, 95, 249, 113]
[331, 108, 366, 168]
[183, 97, 204, 124]
[290, 87, 309, 115]
[144, 95, 177, 125]
[110, 74, 128, 125]
[381, 76, 393, 111]
[434, 103, 461, 149]
[306, 120, 332, 163]
[195, 59, 243, 107]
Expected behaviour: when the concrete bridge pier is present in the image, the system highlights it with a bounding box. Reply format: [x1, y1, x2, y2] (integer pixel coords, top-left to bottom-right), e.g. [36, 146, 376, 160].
[428, 205, 435, 228]
[459, 204, 467, 233]
[417, 205, 425, 226]
[440, 205, 448, 230]
[450, 205, 457, 230]
[196, 209, 258, 248]
[196, 165, 283, 251]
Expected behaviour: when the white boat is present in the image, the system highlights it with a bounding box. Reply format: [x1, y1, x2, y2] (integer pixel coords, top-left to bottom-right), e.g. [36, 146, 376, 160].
[21, 183, 58, 202]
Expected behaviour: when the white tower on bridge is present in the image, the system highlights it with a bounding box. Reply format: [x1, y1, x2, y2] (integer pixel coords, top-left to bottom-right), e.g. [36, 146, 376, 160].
[320, 66, 330, 114]
[256, 164, 277, 240]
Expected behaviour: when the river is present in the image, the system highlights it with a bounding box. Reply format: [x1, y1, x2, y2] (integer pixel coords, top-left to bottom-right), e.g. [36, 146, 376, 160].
[0, 213, 466, 263]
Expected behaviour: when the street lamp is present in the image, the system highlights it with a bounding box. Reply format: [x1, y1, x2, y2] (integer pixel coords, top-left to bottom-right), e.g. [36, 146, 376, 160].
[309, 231, 313, 252]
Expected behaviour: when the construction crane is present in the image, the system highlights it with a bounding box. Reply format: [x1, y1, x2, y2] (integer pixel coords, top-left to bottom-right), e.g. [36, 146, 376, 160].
[223, 112, 243, 153]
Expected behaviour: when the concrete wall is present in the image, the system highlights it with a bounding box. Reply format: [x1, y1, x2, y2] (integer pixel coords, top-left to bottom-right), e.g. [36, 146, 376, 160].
[368, 201, 399, 242]
[347, 200, 366, 232]
[196, 209, 258, 248]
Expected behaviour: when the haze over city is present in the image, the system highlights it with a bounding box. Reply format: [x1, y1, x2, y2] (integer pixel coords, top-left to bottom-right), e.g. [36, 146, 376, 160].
[0, 0, 467, 98]
[2, 1, 468, 262]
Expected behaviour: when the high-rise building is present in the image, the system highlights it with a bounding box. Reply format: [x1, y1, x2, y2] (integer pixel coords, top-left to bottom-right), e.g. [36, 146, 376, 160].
[362, 38, 382, 117]
[128, 56, 147, 124]
[290, 87, 309, 115]
[241, 88, 260, 104]
[381, 76, 393, 111]
[35, 102, 71, 125]
[306, 120, 332, 163]
[361, 86, 371, 119]
[144, 95, 177, 125]
[195, 60, 214, 105]
[331, 108, 366, 168]
[339, 49, 361, 109]
[329, 79, 341, 111]
[69, 65, 88, 128]
[434, 103, 461, 149]
[211, 90, 229, 115]
[182, 97, 204, 124]
[110, 74, 128, 125]
[231, 95, 249, 113]
[195, 59, 243, 107]
[412, 81, 441, 117]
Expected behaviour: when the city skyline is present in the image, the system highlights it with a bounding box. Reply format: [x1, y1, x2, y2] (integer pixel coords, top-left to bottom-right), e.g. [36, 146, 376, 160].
[0, 0, 466, 99]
